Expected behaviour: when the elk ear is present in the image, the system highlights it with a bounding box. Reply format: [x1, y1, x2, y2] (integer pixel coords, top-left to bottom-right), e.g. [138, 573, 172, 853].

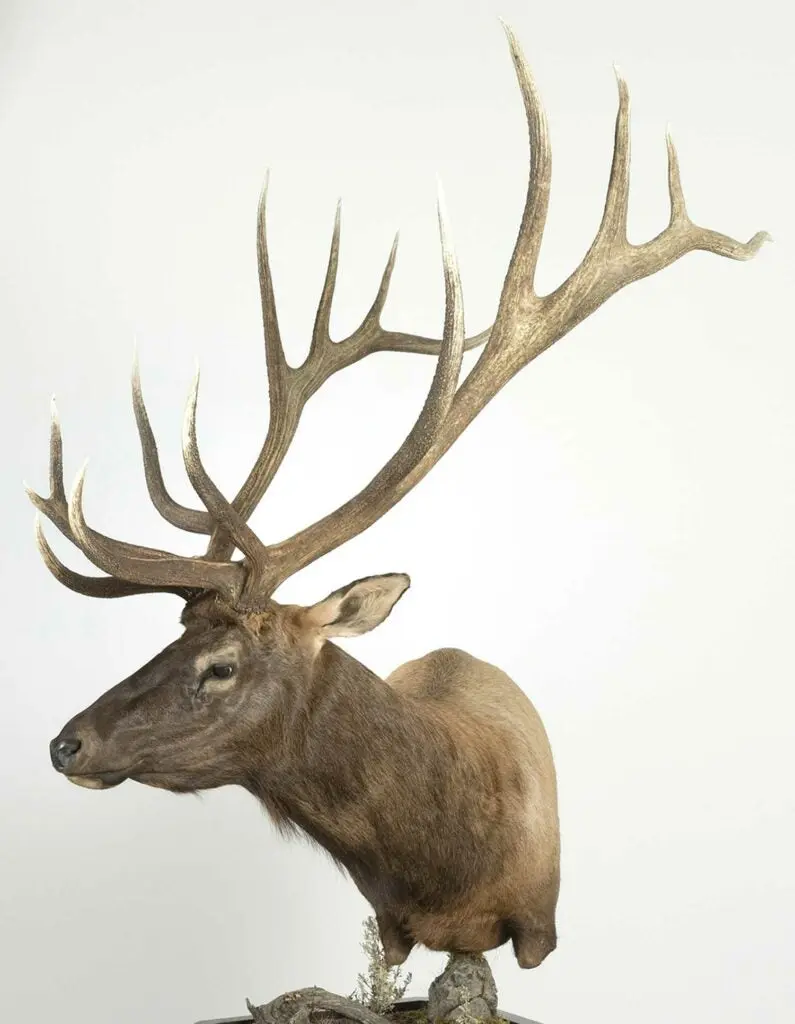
[302, 573, 411, 638]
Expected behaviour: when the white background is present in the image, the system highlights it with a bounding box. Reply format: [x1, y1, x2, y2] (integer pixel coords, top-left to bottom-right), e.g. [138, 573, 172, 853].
[0, 1, 791, 1022]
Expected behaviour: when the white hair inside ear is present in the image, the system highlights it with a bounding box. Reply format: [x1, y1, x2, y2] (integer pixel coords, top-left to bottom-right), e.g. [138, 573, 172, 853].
[303, 574, 411, 638]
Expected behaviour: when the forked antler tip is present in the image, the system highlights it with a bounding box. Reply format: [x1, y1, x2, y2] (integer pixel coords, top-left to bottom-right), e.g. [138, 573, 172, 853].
[131, 350, 142, 395]
[69, 459, 89, 501]
[330, 198, 342, 250]
[662, 130, 688, 224]
[664, 126, 677, 177]
[182, 367, 202, 457]
[498, 17, 536, 93]
[434, 176, 457, 267]
[23, 480, 41, 506]
[32, 514, 60, 573]
[499, 17, 531, 76]
[257, 168, 271, 211]
[743, 230, 774, 255]
[32, 514, 79, 591]
[497, 16, 517, 46]
[611, 63, 630, 108]
[387, 230, 400, 265]
[434, 174, 448, 211]
[65, 460, 95, 549]
[25, 483, 52, 524]
[32, 514, 52, 563]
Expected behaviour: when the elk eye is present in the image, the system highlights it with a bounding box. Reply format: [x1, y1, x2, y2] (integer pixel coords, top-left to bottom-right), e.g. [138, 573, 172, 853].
[210, 663, 235, 679]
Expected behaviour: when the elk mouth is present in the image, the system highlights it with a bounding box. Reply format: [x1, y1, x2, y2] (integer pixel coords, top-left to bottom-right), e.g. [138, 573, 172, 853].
[66, 771, 128, 790]
[65, 769, 190, 792]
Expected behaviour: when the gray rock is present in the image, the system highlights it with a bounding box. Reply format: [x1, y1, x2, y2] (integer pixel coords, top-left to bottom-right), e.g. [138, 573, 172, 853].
[426, 953, 499, 1021]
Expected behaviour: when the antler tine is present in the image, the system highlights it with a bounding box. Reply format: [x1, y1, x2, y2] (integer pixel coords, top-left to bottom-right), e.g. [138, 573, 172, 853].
[494, 18, 552, 315]
[182, 369, 271, 603]
[364, 231, 399, 328]
[335, 231, 490, 363]
[132, 353, 213, 534]
[257, 170, 290, 392]
[66, 464, 246, 600]
[310, 199, 342, 358]
[336, 229, 490, 358]
[33, 516, 192, 599]
[254, 179, 467, 593]
[48, 395, 66, 504]
[201, 172, 294, 561]
[26, 398, 186, 562]
[25, 398, 70, 537]
[598, 66, 630, 245]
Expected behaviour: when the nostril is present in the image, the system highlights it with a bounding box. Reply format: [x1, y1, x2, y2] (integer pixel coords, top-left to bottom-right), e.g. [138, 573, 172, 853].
[50, 737, 81, 771]
[59, 738, 81, 758]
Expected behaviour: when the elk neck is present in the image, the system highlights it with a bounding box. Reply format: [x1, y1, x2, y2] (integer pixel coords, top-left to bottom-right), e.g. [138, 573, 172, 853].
[242, 640, 435, 868]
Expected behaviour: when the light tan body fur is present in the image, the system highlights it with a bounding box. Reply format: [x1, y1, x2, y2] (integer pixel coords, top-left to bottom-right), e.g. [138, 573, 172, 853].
[381, 649, 559, 966]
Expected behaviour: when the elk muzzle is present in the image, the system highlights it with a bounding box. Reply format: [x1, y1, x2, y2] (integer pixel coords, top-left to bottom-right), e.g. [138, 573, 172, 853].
[49, 726, 128, 789]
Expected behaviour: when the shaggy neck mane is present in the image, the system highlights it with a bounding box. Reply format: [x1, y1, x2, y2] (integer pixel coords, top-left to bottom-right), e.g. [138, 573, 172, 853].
[245, 642, 448, 890]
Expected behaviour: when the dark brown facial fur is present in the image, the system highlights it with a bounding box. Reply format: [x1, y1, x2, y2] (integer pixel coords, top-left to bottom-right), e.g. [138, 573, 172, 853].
[50, 594, 303, 792]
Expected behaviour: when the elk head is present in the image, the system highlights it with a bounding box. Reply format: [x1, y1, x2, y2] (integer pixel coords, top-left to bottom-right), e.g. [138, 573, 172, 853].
[46, 577, 410, 792]
[30, 23, 768, 796]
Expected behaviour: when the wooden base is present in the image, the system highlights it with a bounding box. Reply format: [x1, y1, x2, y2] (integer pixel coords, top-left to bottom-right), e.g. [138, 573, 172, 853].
[195, 996, 543, 1024]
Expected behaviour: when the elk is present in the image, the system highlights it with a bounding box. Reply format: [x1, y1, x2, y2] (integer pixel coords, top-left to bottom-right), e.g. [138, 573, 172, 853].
[30, 23, 767, 972]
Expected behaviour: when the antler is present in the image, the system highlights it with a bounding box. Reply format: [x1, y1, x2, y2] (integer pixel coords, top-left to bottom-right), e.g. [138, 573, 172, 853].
[28, 182, 467, 604]
[26, 401, 194, 598]
[29, 21, 768, 607]
[134, 177, 490, 561]
[27, 400, 247, 601]
[229, 23, 769, 596]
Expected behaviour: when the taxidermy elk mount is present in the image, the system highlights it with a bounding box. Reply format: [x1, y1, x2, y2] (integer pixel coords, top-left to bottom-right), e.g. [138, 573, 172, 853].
[31, 21, 767, 984]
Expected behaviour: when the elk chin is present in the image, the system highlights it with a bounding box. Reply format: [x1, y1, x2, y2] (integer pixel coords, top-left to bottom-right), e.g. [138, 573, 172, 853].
[129, 772, 199, 793]
[66, 772, 127, 790]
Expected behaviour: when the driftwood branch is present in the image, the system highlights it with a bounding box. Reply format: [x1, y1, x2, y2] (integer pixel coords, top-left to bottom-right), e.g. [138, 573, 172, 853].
[246, 987, 391, 1024]
[246, 953, 501, 1024]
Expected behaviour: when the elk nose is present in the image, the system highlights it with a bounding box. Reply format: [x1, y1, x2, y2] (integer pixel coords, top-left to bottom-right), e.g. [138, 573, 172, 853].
[50, 736, 81, 771]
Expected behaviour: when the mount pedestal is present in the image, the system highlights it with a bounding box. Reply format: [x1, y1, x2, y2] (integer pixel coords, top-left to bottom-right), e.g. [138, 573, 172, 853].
[198, 953, 542, 1024]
